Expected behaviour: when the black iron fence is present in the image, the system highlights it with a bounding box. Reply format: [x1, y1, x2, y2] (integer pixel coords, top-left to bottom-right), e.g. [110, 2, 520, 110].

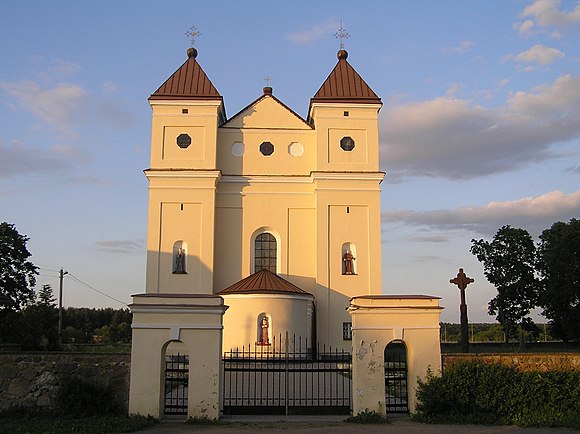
[164, 353, 188, 415]
[223, 334, 351, 415]
[384, 342, 408, 413]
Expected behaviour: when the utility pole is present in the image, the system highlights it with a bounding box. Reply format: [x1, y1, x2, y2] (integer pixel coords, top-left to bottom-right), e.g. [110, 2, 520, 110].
[58, 268, 68, 345]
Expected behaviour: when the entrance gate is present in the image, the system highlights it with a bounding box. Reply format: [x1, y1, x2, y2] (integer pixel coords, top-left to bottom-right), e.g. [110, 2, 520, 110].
[223, 335, 351, 415]
[164, 353, 189, 415]
[384, 341, 408, 413]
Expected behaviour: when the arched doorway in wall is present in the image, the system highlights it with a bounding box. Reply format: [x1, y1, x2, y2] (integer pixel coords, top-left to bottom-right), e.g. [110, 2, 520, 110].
[163, 341, 189, 416]
[384, 340, 408, 413]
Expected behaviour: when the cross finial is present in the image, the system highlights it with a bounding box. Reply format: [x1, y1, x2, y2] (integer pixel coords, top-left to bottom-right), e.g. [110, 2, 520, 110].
[334, 20, 350, 50]
[264, 76, 272, 87]
[450, 268, 474, 291]
[185, 25, 201, 47]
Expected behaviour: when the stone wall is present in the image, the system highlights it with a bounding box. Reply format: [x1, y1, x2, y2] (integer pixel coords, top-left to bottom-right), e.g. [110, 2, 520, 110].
[442, 353, 580, 372]
[1, 351, 578, 414]
[0, 353, 130, 413]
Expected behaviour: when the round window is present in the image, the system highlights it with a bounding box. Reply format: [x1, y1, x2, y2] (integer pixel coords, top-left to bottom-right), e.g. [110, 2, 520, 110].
[340, 136, 355, 152]
[177, 133, 192, 149]
[260, 141, 274, 156]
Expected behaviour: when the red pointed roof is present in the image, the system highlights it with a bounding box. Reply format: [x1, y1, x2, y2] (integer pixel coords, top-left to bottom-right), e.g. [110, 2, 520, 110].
[217, 269, 312, 296]
[149, 48, 222, 101]
[310, 50, 381, 104]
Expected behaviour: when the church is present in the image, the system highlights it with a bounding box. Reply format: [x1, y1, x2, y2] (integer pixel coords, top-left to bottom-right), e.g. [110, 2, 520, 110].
[129, 42, 442, 419]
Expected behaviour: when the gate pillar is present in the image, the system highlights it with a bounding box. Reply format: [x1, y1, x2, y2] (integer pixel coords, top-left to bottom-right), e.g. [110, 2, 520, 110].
[128, 294, 228, 419]
[348, 295, 443, 415]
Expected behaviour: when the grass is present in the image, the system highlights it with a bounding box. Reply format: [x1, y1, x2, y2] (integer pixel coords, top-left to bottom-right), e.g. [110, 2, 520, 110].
[0, 411, 157, 434]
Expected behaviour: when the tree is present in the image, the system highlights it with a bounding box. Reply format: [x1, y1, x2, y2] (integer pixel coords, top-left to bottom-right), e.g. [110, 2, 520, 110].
[0, 222, 38, 310]
[19, 284, 59, 350]
[37, 283, 56, 306]
[537, 219, 580, 342]
[471, 226, 539, 345]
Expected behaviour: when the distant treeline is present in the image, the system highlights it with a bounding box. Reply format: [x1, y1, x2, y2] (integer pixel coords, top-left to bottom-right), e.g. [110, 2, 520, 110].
[0, 295, 131, 351]
[441, 322, 557, 343]
[62, 307, 132, 344]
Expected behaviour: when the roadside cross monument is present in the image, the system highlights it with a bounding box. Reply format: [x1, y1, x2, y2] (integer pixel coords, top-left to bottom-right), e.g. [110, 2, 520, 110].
[450, 268, 474, 353]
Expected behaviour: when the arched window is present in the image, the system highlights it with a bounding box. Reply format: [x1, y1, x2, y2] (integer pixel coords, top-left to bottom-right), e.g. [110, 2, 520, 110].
[256, 313, 271, 346]
[254, 233, 277, 273]
[163, 341, 189, 415]
[384, 341, 408, 413]
[342, 242, 357, 275]
[173, 241, 187, 274]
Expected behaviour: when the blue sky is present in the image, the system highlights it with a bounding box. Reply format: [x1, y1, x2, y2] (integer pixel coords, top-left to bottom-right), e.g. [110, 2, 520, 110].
[1, 1, 579, 322]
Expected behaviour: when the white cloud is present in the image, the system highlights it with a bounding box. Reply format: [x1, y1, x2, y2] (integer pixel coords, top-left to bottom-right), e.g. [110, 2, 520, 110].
[515, 19, 536, 37]
[382, 190, 580, 237]
[50, 59, 81, 77]
[522, 0, 580, 27]
[0, 80, 88, 134]
[513, 44, 565, 65]
[95, 239, 145, 254]
[408, 235, 450, 243]
[442, 40, 475, 54]
[0, 140, 88, 179]
[380, 74, 580, 179]
[102, 81, 118, 94]
[286, 20, 338, 45]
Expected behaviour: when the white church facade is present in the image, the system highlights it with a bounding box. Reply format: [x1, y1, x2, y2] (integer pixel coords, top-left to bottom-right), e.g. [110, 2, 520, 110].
[129, 45, 443, 419]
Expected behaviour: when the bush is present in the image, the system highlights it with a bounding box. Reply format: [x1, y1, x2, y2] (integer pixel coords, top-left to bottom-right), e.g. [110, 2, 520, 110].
[414, 361, 580, 428]
[186, 415, 220, 425]
[55, 376, 121, 417]
[345, 409, 388, 424]
[0, 410, 157, 434]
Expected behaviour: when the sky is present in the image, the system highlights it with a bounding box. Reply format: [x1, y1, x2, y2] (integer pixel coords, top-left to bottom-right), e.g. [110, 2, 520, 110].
[1, 1, 579, 323]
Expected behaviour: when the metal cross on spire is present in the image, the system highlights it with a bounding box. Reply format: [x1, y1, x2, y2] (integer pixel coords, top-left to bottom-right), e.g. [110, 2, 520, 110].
[264, 76, 272, 87]
[185, 25, 201, 47]
[334, 20, 351, 50]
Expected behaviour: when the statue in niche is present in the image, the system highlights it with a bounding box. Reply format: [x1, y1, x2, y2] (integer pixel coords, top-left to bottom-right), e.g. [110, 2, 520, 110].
[258, 316, 270, 345]
[343, 249, 356, 275]
[174, 248, 186, 274]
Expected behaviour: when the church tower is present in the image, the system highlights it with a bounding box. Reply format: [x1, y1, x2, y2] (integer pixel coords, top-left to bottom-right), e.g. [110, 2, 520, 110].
[308, 48, 384, 346]
[145, 47, 225, 295]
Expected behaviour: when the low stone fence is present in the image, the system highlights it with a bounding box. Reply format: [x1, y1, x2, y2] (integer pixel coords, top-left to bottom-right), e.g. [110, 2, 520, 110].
[0, 353, 130, 413]
[1, 351, 578, 413]
[442, 353, 580, 372]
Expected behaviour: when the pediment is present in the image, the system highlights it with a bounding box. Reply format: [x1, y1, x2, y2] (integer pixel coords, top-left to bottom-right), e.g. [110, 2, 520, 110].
[222, 94, 312, 130]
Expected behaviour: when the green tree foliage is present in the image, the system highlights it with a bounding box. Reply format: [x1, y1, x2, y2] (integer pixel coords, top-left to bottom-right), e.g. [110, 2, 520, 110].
[0, 222, 38, 310]
[471, 226, 539, 344]
[19, 284, 59, 350]
[37, 283, 56, 306]
[537, 218, 580, 342]
[62, 307, 132, 343]
[415, 361, 580, 427]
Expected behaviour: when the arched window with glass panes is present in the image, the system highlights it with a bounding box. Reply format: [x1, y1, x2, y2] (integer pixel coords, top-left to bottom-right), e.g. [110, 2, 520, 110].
[254, 233, 277, 273]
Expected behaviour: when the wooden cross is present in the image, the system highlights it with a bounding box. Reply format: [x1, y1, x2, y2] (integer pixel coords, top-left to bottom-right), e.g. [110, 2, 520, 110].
[334, 20, 350, 50]
[185, 25, 201, 47]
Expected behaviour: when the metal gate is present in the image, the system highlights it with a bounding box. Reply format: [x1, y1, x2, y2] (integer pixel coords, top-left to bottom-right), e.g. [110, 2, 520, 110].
[384, 341, 408, 413]
[164, 353, 189, 415]
[223, 335, 351, 415]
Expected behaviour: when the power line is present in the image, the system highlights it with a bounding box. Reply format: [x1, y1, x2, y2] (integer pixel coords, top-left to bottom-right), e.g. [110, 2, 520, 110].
[67, 273, 128, 307]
